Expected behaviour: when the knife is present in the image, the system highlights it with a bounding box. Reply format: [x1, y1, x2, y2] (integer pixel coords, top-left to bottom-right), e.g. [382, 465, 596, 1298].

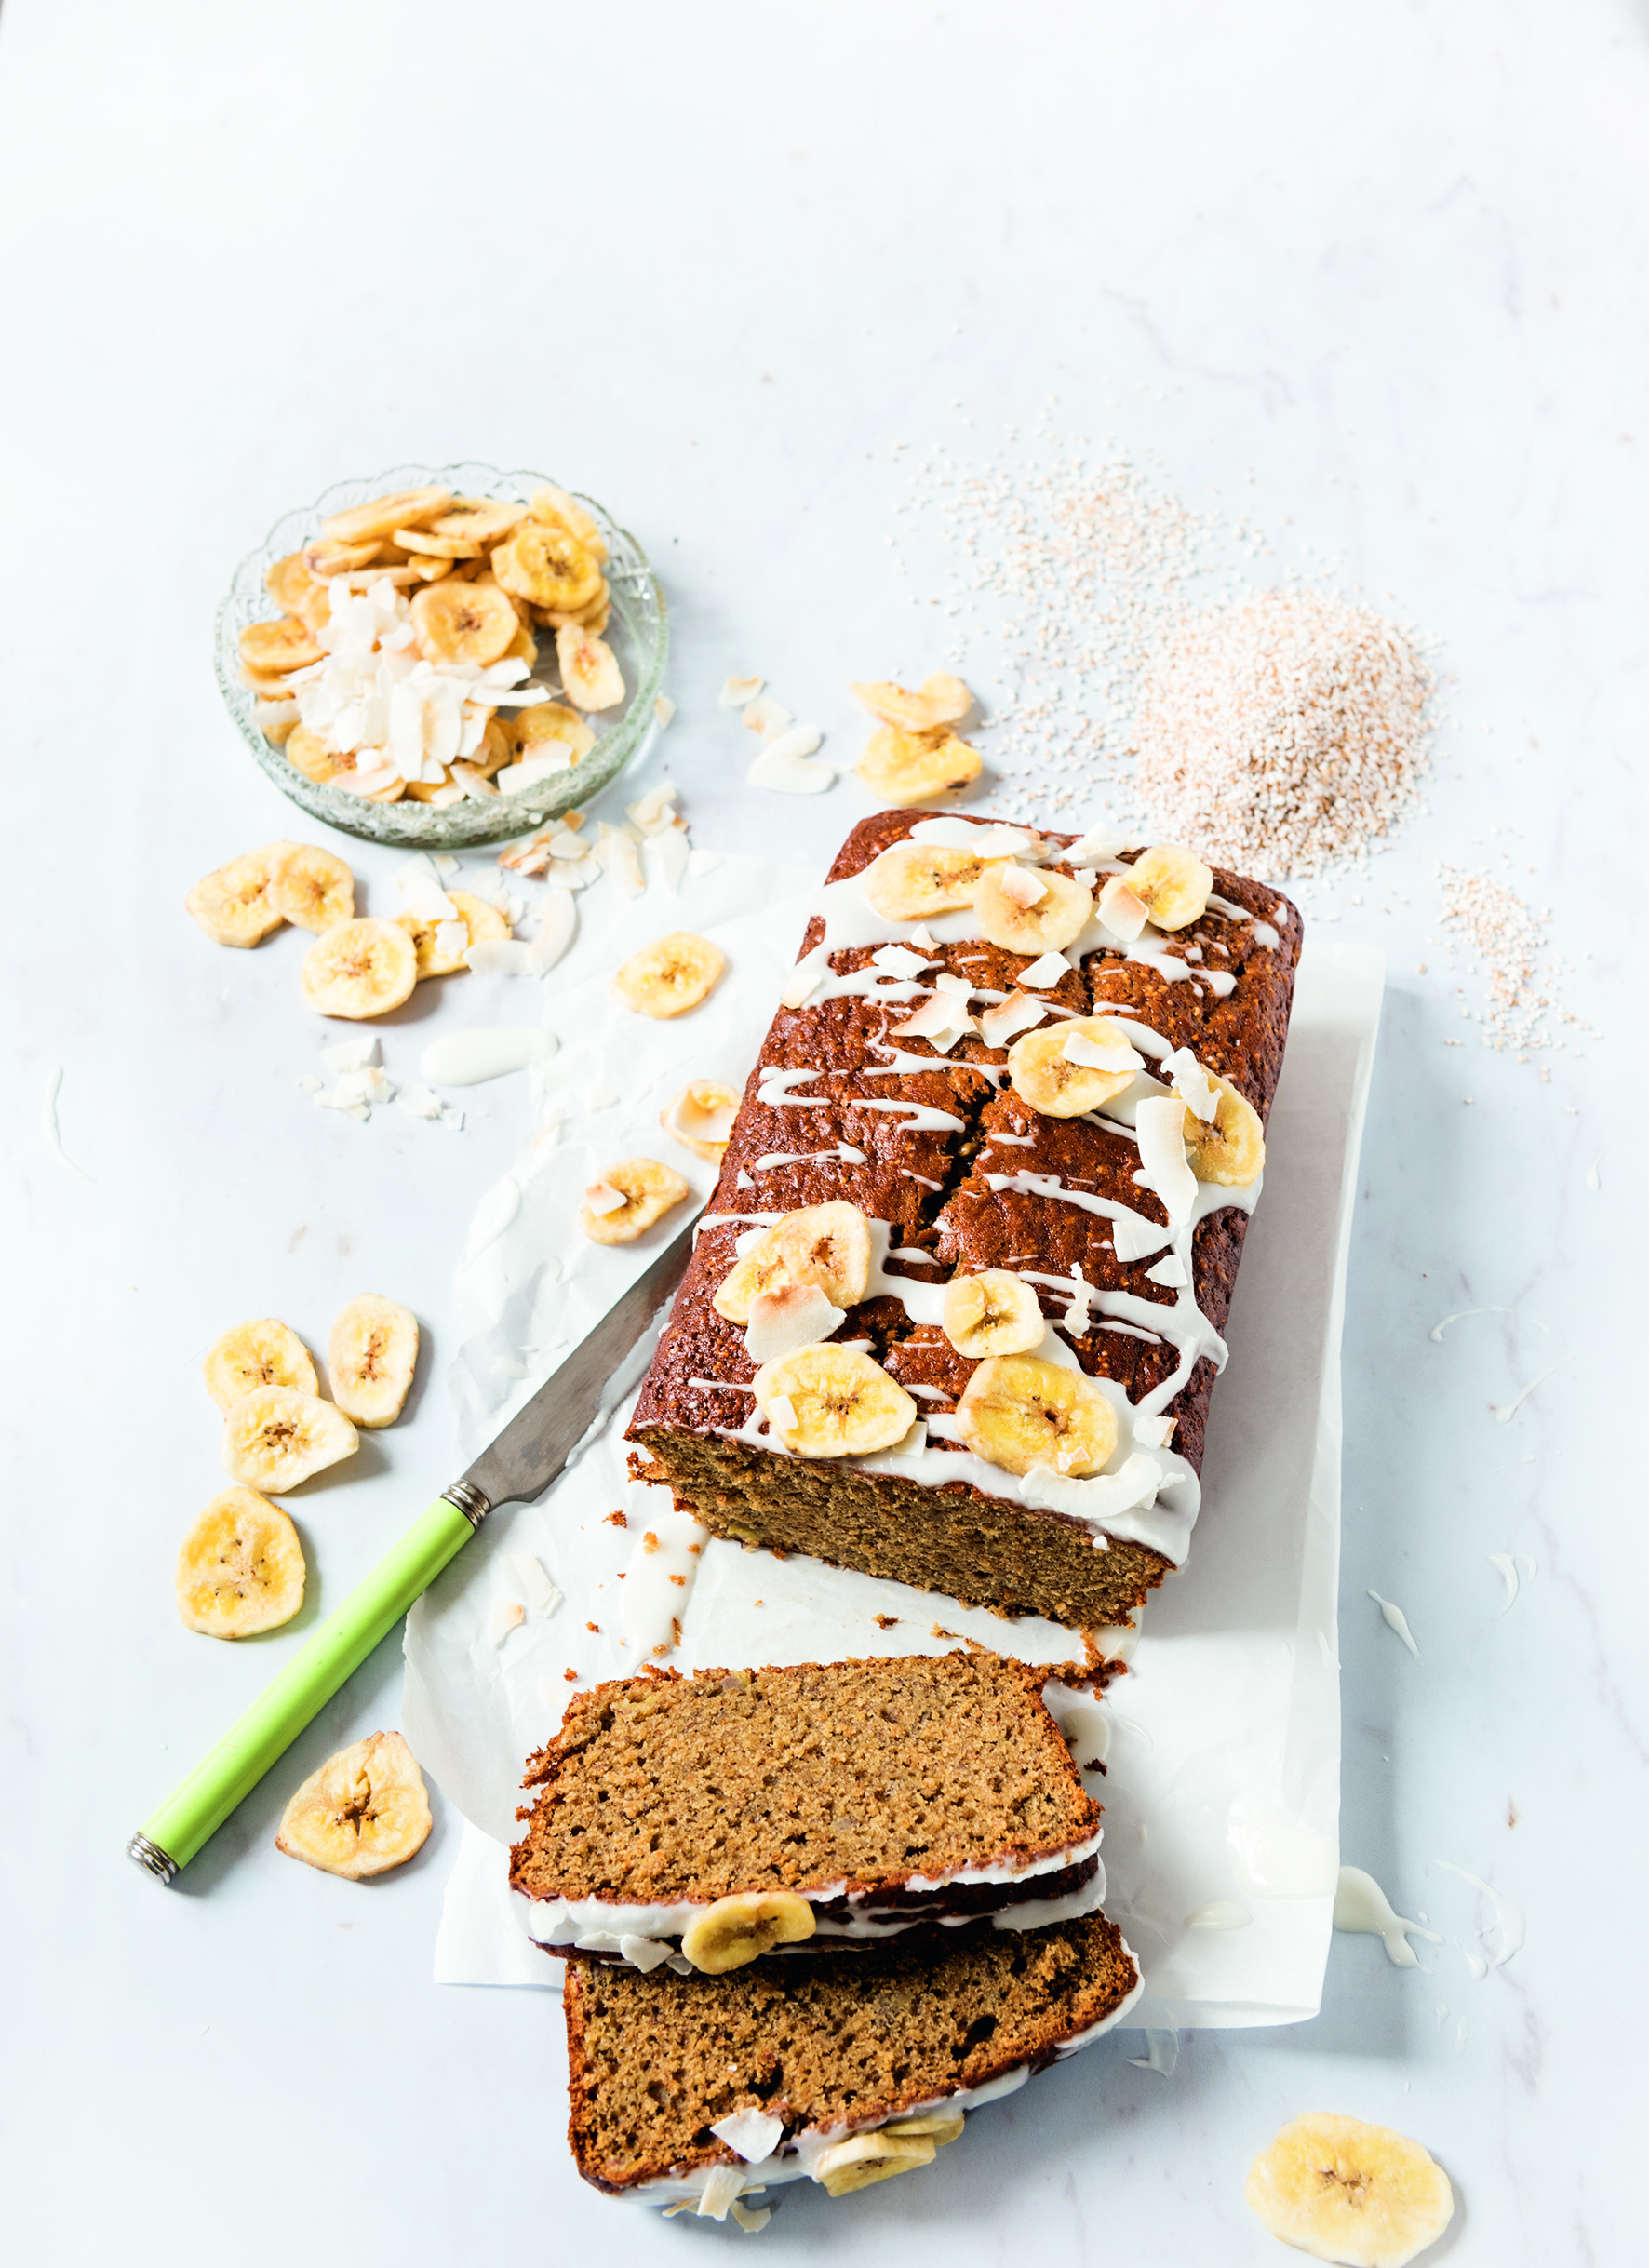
[127, 1216, 698, 1885]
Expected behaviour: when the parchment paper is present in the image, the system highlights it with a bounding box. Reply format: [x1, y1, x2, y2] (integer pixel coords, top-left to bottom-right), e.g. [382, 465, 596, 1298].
[402, 845, 1383, 2030]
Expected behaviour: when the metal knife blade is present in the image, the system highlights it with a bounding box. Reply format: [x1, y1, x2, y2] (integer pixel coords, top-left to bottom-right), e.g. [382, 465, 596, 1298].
[457, 1213, 698, 1514]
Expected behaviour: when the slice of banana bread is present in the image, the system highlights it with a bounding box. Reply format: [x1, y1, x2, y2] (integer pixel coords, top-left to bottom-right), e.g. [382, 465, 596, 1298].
[627, 806, 1303, 1631]
[512, 1652, 1103, 1966]
[563, 1912, 1142, 2205]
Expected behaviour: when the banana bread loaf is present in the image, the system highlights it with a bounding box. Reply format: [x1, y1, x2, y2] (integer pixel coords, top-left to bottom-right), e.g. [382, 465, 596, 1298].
[511, 1652, 1104, 1966]
[563, 1909, 1142, 2208]
[627, 808, 1303, 1632]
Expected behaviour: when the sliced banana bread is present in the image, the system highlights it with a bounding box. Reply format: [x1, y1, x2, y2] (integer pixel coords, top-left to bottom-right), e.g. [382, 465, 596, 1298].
[511, 1652, 1103, 1966]
[564, 1911, 1141, 2207]
[626, 805, 1303, 1631]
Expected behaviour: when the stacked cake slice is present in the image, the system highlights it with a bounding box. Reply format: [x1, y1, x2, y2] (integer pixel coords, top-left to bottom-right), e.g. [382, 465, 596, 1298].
[513, 1653, 1141, 2211]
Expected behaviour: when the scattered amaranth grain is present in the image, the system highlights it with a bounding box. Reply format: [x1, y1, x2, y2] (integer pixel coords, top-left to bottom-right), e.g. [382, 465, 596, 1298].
[1433, 867, 1563, 1059]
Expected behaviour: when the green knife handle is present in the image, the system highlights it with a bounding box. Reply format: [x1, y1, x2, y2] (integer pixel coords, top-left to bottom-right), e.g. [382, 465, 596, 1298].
[132, 1494, 477, 1877]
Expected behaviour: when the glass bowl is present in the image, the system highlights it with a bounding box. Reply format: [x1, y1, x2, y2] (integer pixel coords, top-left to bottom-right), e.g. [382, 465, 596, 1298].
[213, 461, 667, 849]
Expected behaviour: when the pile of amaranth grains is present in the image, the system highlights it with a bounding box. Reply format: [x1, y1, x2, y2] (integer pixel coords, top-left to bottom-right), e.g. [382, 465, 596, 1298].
[1129, 585, 1438, 880]
[889, 419, 1438, 875]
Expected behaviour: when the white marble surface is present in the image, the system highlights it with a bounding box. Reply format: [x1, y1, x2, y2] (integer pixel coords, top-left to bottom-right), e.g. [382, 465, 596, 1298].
[1, 1, 1642, 2261]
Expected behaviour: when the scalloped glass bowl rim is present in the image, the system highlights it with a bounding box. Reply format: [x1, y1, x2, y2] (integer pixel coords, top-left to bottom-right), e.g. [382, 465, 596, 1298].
[212, 460, 667, 849]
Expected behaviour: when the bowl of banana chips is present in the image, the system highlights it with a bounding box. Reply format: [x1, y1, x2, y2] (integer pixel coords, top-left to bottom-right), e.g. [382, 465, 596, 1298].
[215, 462, 668, 848]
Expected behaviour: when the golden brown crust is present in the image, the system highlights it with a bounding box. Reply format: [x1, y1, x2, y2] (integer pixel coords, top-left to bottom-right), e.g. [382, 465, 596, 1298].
[626, 809, 1303, 1629]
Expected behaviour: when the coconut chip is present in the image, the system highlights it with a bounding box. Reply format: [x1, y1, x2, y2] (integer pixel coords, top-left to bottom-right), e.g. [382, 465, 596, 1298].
[744, 1283, 847, 1363]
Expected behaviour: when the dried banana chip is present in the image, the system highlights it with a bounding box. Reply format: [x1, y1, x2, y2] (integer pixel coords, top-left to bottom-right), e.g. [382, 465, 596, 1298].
[680, 1890, 815, 1974]
[1245, 2112, 1454, 2267]
[426, 498, 527, 546]
[611, 932, 725, 1019]
[202, 1317, 318, 1412]
[942, 1269, 1046, 1358]
[972, 862, 1093, 954]
[849, 671, 973, 731]
[266, 551, 322, 614]
[185, 845, 291, 948]
[328, 1294, 419, 1427]
[527, 483, 610, 562]
[302, 536, 381, 577]
[300, 918, 418, 1019]
[396, 890, 508, 977]
[660, 1080, 740, 1162]
[815, 2130, 938, 2198]
[514, 702, 594, 764]
[176, 1487, 305, 1639]
[221, 1384, 357, 1491]
[267, 843, 355, 933]
[556, 623, 624, 711]
[284, 725, 348, 785]
[320, 487, 451, 546]
[492, 521, 604, 614]
[579, 1157, 691, 1244]
[275, 1730, 433, 1880]
[395, 526, 486, 558]
[238, 617, 322, 676]
[409, 577, 517, 667]
[1008, 1017, 1143, 1118]
[855, 725, 982, 806]
[1125, 842, 1213, 932]
[710, 1202, 872, 1322]
[1185, 1072, 1266, 1186]
[861, 839, 1000, 919]
[955, 1354, 1118, 1478]
[754, 1344, 916, 1456]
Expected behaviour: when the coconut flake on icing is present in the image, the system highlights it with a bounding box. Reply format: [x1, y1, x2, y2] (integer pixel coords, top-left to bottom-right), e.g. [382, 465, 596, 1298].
[1063, 824, 1132, 862]
[1134, 1097, 1197, 1226]
[744, 1284, 847, 1363]
[711, 2109, 784, 2164]
[980, 991, 1048, 1046]
[870, 943, 934, 977]
[1164, 1046, 1219, 1120]
[1018, 949, 1071, 988]
[1064, 1030, 1145, 1074]
[893, 990, 975, 1053]
[906, 816, 1043, 858]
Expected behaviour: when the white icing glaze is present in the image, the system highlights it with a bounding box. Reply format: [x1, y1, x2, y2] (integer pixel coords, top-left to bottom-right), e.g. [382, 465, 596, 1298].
[620, 1512, 708, 1659]
[1333, 1866, 1442, 1968]
[516, 1832, 1107, 1962]
[419, 1027, 556, 1086]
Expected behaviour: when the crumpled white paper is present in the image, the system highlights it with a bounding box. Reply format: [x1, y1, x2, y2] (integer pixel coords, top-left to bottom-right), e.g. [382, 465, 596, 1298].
[403, 848, 1383, 2031]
